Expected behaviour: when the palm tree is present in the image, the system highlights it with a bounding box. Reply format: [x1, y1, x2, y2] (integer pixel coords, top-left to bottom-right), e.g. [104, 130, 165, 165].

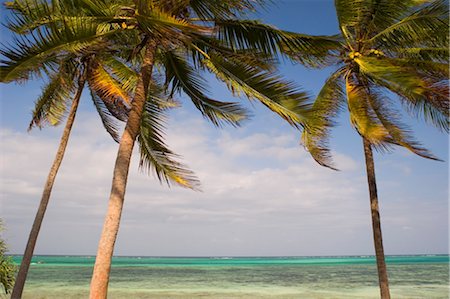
[1, 2, 147, 297]
[77, 1, 332, 297]
[284, 1, 449, 298]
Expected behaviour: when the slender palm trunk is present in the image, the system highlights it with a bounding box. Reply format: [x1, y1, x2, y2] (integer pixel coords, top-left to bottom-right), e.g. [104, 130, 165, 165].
[362, 138, 391, 299]
[89, 41, 156, 299]
[11, 75, 86, 299]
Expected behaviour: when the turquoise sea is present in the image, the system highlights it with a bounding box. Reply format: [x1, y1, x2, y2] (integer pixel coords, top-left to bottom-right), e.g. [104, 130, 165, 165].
[9, 255, 449, 298]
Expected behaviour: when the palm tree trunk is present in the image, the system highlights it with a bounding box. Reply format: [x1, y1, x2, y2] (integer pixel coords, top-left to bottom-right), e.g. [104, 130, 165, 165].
[11, 74, 86, 299]
[89, 41, 156, 299]
[362, 137, 391, 299]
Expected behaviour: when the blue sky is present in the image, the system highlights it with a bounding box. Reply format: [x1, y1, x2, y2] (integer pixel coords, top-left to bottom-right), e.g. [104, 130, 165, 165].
[0, 0, 448, 256]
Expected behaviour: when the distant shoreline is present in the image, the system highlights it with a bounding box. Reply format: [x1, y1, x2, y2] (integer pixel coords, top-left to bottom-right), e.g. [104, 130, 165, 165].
[8, 253, 449, 258]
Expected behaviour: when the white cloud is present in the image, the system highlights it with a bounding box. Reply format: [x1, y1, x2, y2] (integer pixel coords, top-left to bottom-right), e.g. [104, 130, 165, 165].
[0, 112, 447, 257]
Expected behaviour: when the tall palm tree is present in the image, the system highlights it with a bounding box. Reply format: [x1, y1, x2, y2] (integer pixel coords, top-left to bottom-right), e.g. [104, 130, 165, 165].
[72, 1, 336, 297]
[1, 2, 157, 297]
[284, 1, 449, 298]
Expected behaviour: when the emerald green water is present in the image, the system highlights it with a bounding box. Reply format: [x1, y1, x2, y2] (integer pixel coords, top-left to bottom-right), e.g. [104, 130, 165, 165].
[10, 255, 449, 298]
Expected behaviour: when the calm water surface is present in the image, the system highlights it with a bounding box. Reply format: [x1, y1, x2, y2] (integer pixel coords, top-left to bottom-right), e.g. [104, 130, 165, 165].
[10, 255, 449, 298]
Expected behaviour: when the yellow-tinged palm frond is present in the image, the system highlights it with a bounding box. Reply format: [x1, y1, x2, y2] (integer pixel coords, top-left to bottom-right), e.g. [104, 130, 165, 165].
[203, 53, 311, 128]
[366, 87, 439, 160]
[138, 96, 200, 190]
[383, 57, 449, 78]
[345, 73, 390, 144]
[90, 89, 122, 143]
[162, 50, 249, 127]
[355, 55, 449, 131]
[301, 69, 346, 170]
[102, 56, 139, 94]
[87, 59, 131, 122]
[394, 47, 449, 63]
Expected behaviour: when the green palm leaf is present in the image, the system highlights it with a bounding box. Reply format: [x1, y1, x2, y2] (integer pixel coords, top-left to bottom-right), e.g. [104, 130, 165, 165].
[366, 86, 439, 160]
[368, 0, 449, 50]
[28, 61, 76, 129]
[162, 50, 249, 127]
[138, 96, 200, 190]
[345, 73, 389, 145]
[203, 53, 310, 127]
[301, 69, 346, 169]
[0, 18, 119, 82]
[355, 55, 449, 131]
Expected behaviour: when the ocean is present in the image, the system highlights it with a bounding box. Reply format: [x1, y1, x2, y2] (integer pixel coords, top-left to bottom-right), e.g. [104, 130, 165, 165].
[10, 255, 449, 298]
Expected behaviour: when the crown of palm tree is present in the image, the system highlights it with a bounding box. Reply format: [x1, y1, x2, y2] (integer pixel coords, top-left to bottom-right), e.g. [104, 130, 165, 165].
[283, 0, 449, 169]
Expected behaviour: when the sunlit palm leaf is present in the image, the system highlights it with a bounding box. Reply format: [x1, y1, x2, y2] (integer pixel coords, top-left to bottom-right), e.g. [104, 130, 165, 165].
[28, 62, 76, 129]
[366, 86, 439, 160]
[301, 69, 346, 169]
[0, 18, 118, 82]
[355, 56, 449, 131]
[394, 47, 449, 63]
[345, 73, 389, 145]
[203, 53, 310, 127]
[87, 59, 131, 121]
[102, 56, 139, 94]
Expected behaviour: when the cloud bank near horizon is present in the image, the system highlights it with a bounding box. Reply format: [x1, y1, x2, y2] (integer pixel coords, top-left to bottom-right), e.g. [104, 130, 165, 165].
[0, 112, 447, 256]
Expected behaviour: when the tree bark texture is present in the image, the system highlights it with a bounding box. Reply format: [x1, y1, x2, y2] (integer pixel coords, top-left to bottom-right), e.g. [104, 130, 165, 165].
[11, 75, 86, 299]
[363, 137, 391, 299]
[89, 41, 156, 299]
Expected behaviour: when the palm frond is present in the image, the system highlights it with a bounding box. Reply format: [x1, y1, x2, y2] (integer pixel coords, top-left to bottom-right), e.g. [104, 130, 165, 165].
[188, 0, 264, 19]
[334, 0, 370, 40]
[394, 47, 449, 63]
[278, 32, 342, 68]
[101, 56, 139, 94]
[361, 0, 433, 38]
[213, 19, 281, 56]
[87, 59, 131, 121]
[355, 56, 449, 131]
[0, 17, 118, 82]
[138, 97, 200, 190]
[162, 50, 249, 127]
[345, 72, 390, 145]
[90, 89, 122, 142]
[301, 69, 346, 169]
[203, 53, 311, 127]
[366, 86, 439, 160]
[136, 6, 211, 40]
[368, 0, 449, 50]
[28, 62, 76, 129]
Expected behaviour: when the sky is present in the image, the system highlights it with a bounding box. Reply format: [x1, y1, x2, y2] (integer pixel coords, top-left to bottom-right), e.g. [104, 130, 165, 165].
[0, 0, 448, 257]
